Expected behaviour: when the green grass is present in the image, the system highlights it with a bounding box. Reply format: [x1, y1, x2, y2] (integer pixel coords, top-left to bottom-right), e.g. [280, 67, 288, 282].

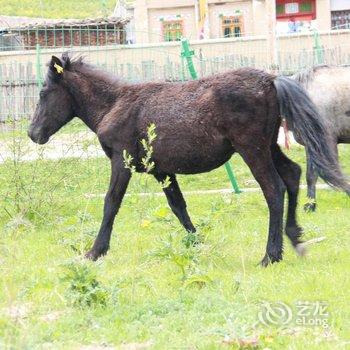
[0, 136, 349, 349]
[0, 1, 117, 19]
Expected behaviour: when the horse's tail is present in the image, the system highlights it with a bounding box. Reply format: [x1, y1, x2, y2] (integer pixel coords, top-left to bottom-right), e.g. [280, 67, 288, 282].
[273, 76, 349, 194]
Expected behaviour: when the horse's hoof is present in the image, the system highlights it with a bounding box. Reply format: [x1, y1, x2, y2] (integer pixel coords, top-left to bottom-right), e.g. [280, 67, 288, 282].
[286, 225, 303, 241]
[85, 247, 108, 261]
[304, 202, 316, 212]
[294, 243, 307, 257]
[259, 254, 282, 267]
[260, 255, 271, 267]
[85, 250, 99, 261]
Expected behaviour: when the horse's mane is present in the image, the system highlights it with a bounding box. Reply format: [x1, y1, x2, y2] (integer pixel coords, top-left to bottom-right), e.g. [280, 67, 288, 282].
[293, 65, 330, 86]
[46, 53, 121, 87]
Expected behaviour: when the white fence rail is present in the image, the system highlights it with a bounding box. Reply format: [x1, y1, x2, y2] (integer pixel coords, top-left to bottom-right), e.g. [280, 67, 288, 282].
[1, 29, 350, 121]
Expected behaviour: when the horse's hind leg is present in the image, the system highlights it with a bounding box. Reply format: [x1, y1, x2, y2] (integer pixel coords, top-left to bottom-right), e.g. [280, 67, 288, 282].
[154, 173, 196, 233]
[237, 145, 286, 266]
[304, 149, 318, 212]
[304, 139, 339, 212]
[271, 144, 304, 255]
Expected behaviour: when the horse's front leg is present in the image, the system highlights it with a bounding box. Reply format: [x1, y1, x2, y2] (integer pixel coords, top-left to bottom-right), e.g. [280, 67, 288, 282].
[86, 154, 131, 260]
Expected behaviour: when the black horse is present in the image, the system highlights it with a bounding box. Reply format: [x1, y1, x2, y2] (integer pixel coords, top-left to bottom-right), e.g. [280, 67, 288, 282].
[28, 54, 349, 266]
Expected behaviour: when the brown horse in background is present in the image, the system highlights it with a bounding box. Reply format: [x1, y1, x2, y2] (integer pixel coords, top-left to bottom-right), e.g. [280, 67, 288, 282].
[28, 54, 349, 266]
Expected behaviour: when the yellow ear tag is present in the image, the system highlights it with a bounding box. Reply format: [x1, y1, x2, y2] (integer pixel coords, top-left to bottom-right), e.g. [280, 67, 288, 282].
[54, 63, 64, 74]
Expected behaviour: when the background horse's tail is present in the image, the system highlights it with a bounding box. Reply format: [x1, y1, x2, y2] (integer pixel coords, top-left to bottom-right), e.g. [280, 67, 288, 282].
[274, 76, 349, 194]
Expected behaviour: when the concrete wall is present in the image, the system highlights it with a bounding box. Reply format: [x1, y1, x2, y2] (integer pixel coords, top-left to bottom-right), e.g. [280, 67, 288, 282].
[130, 0, 334, 43]
[134, 0, 149, 43]
[317, 0, 332, 31]
[330, 0, 350, 11]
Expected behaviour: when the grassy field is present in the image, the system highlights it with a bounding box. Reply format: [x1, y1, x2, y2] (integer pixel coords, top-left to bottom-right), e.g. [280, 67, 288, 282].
[0, 1, 117, 19]
[0, 130, 349, 349]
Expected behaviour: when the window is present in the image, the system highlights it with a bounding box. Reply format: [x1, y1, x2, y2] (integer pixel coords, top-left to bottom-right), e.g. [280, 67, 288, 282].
[331, 11, 350, 30]
[285, 3, 299, 14]
[222, 16, 244, 38]
[276, 0, 316, 20]
[162, 20, 183, 42]
[276, 4, 284, 16]
[300, 2, 312, 12]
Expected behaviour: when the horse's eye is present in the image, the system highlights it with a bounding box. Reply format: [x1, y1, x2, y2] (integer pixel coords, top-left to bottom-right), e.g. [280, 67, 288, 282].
[39, 91, 45, 98]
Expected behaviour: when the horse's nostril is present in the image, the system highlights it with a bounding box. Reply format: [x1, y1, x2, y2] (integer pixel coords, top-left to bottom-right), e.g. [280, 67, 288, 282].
[28, 129, 34, 141]
[28, 126, 40, 143]
[28, 126, 49, 144]
[28, 126, 36, 140]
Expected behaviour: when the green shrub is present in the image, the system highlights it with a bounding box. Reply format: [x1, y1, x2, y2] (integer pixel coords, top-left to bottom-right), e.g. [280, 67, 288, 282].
[60, 262, 109, 308]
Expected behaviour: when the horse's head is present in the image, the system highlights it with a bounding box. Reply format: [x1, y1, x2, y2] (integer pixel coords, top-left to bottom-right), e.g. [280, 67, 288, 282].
[28, 55, 75, 144]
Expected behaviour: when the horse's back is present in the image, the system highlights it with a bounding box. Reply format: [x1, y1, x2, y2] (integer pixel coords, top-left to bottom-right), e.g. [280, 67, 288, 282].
[303, 66, 350, 140]
[133, 69, 277, 174]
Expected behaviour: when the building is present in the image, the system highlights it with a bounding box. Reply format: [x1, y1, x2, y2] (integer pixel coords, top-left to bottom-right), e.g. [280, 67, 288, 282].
[330, 0, 350, 29]
[122, 0, 350, 43]
[0, 15, 130, 51]
[276, 0, 350, 33]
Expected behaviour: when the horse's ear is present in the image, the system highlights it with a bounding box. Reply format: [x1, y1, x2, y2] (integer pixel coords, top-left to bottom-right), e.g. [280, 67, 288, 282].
[61, 52, 71, 69]
[50, 56, 65, 77]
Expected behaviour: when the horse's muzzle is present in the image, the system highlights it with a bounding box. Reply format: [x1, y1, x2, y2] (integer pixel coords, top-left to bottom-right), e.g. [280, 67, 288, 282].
[28, 126, 49, 144]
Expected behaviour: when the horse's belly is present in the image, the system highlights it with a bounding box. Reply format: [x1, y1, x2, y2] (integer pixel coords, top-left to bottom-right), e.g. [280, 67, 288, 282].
[152, 136, 233, 174]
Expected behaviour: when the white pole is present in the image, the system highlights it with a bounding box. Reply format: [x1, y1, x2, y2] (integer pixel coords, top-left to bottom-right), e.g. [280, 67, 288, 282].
[266, 0, 278, 71]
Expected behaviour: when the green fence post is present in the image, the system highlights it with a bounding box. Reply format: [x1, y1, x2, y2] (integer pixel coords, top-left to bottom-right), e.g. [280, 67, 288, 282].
[224, 162, 241, 194]
[313, 30, 325, 65]
[35, 44, 43, 88]
[181, 39, 197, 79]
[180, 38, 241, 193]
